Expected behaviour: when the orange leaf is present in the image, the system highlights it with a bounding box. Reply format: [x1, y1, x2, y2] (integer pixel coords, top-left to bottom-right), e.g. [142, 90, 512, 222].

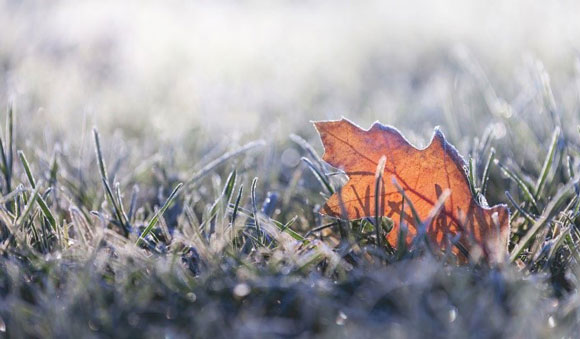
[314, 118, 510, 263]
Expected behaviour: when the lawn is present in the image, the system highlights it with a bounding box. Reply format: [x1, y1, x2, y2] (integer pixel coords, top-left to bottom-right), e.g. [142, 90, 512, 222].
[1, 1, 580, 338]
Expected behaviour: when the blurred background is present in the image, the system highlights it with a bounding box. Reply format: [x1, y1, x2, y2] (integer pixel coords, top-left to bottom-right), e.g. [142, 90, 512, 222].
[2, 0, 580, 206]
[1, 0, 579, 141]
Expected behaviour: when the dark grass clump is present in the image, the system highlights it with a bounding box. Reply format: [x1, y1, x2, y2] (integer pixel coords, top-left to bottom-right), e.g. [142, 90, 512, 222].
[2, 60, 580, 338]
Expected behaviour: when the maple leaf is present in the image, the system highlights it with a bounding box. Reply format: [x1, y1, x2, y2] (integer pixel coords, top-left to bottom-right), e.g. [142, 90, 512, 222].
[314, 118, 510, 263]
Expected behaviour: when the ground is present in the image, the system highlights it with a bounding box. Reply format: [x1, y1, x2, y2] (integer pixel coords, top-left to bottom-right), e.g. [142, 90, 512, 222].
[1, 1, 580, 338]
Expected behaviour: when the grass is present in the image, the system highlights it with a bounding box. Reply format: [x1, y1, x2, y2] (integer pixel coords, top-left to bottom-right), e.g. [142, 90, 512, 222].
[1, 66, 580, 339]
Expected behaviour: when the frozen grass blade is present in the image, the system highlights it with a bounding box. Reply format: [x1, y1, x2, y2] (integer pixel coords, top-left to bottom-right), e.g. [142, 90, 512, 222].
[505, 191, 536, 224]
[207, 170, 238, 232]
[0, 184, 24, 205]
[18, 150, 57, 230]
[566, 155, 576, 185]
[136, 182, 183, 246]
[495, 160, 539, 211]
[222, 169, 237, 207]
[17, 151, 36, 188]
[93, 128, 129, 236]
[250, 177, 261, 241]
[6, 104, 13, 192]
[48, 149, 59, 187]
[115, 182, 130, 226]
[0, 104, 14, 194]
[290, 133, 324, 165]
[93, 128, 110, 183]
[101, 177, 128, 235]
[392, 179, 423, 227]
[0, 139, 8, 194]
[409, 189, 450, 255]
[127, 185, 139, 223]
[272, 217, 306, 242]
[15, 184, 41, 229]
[481, 148, 495, 196]
[301, 157, 334, 195]
[396, 196, 407, 259]
[374, 155, 386, 247]
[534, 127, 560, 198]
[35, 194, 57, 232]
[305, 222, 337, 237]
[231, 184, 243, 226]
[187, 140, 265, 186]
[510, 178, 577, 262]
[468, 157, 478, 195]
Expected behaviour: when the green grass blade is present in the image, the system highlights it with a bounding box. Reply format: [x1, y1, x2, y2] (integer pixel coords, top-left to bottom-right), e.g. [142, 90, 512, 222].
[101, 178, 127, 235]
[505, 191, 535, 224]
[223, 170, 237, 199]
[481, 148, 495, 196]
[392, 179, 422, 227]
[37, 194, 57, 231]
[6, 104, 13, 192]
[187, 140, 265, 186]
[289, 133, 324, 165]
[301, 157, 334, 195]
[304, 222, 337, 238]
[0, 104, 14, 194]
[208, 170, 237, 224]
[495, 160, 539, 211]
[49, 150, 59, 187]
[510, 178, 577, 262]
[115, 182, 130, 226]
[396, 196, 407, 259]
[534, 127, 560, 198]
[0, 136, 8, 192]
[222, 169, 237, 207]
[93, 128, 129, 235]
[0, 184, 24, 205]
[468, 157, 478, 195]
[272, 217, 306, 242]
[15, 184, 41, 227]
[231, 184, 244, 226]
[127, 185, 139, 223]
[250, 177, 261, 239]
[93, 128, 110, 183]
[374, 155, 386, 247]
[18, 150, 57, 230]
[136, 182, 183, 246]
[18, 151, 36, 188]
[566, 155, 575, 180]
